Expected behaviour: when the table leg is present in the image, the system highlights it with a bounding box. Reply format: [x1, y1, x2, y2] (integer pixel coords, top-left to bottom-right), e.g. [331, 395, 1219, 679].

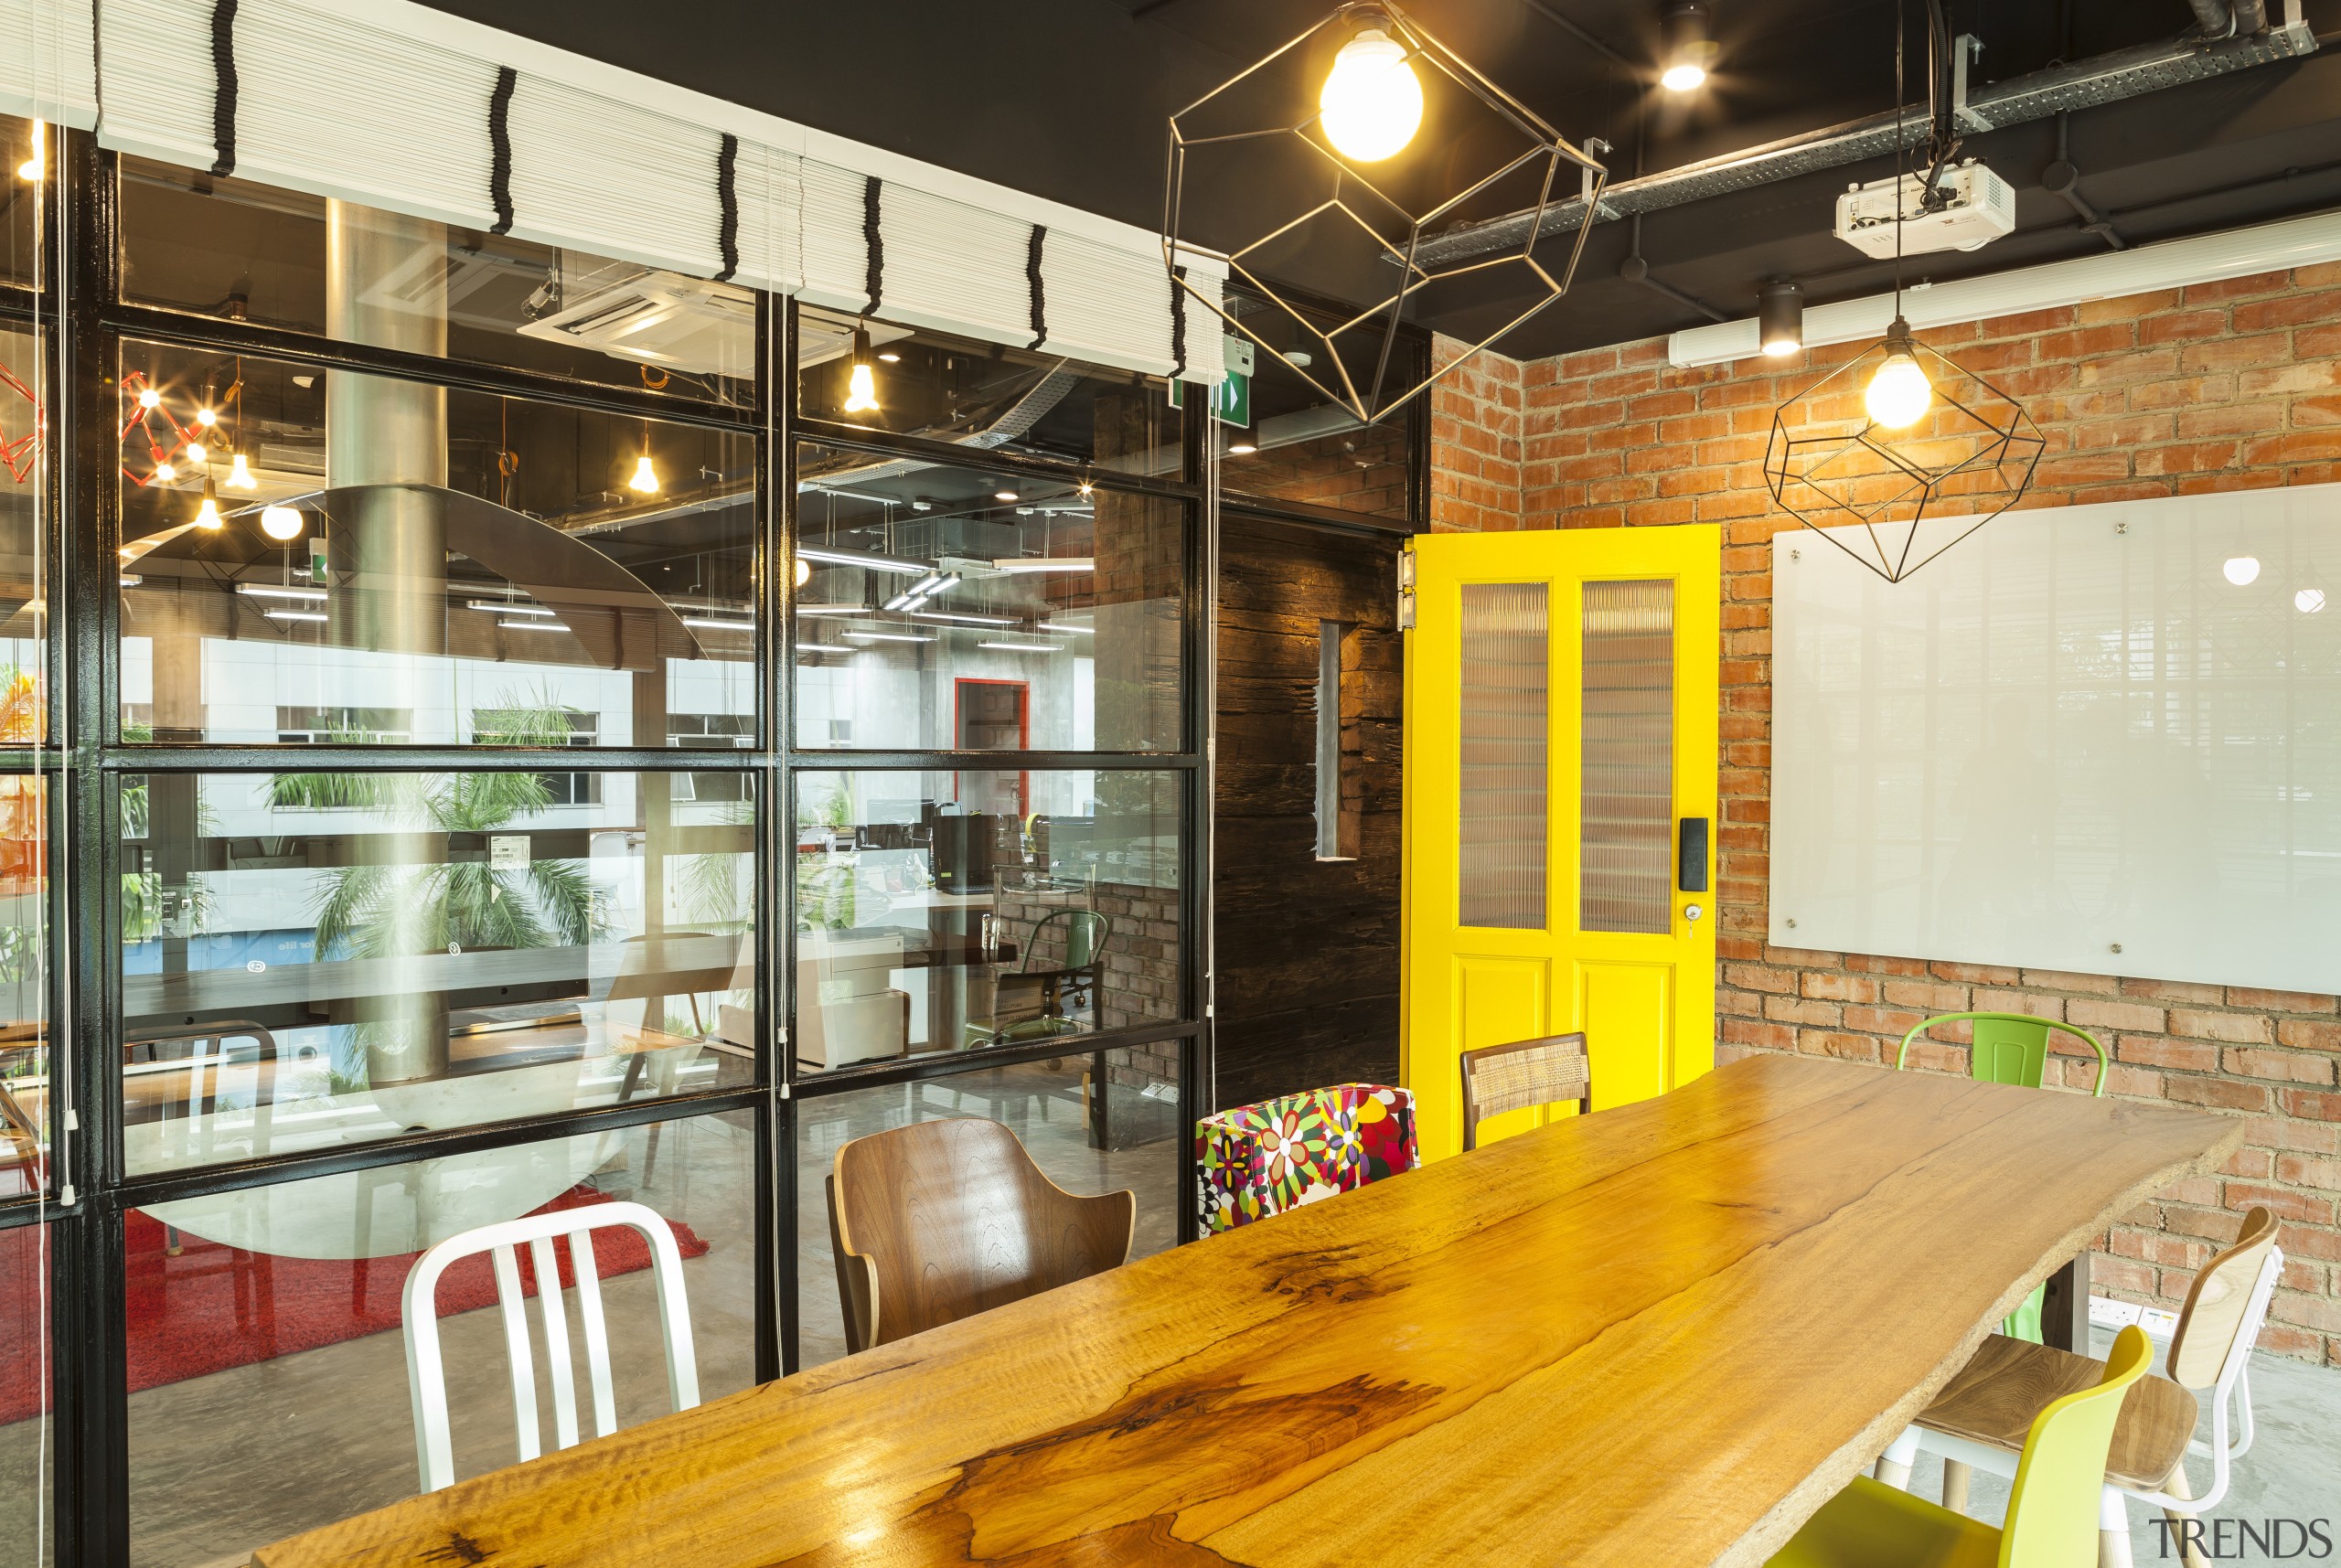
[2043, 1251, 2090, 1351]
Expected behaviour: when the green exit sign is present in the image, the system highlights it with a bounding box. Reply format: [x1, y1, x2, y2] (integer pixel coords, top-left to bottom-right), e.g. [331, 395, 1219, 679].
[1170, 333, 1254, 429]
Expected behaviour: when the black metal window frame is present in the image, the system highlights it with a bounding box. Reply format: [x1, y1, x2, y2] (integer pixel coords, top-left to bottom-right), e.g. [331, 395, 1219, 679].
[0, 126, 1433, 1566]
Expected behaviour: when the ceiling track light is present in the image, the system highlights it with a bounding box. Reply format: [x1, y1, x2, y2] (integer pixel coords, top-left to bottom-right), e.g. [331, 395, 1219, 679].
[1660, 1, 1716, 91]
[1758, 279, 1803, 357]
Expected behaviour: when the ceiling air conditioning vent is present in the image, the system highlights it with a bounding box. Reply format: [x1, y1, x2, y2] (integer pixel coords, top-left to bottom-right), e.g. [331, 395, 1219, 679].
[515, 266, 756, 376]
[1834, 164, 2016, 259]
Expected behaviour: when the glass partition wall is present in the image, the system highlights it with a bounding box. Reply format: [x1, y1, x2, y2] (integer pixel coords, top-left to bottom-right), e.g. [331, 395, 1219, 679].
[0, 127, 1395, 1567]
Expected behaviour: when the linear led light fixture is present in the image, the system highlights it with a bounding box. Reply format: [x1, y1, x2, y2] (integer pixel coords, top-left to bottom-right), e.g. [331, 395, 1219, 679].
[795, 643, 839, 654]
[499, 619, 569, 632]
[841, 630, 935, 644]
[240, 583, 327, 602]
[467, 600, 555, 616]
[989, 557, 1095, 574]
[796, 545, 929, 576]
[1671, 205, 2341, 368]
[908, 610, 1019, 626]
[681, 617, 754, 632]
[978, 641, 1063, 653]
[265, 610, 327, 624]
[796, 603, 871, 616]
[1042, 621, 1096, 635]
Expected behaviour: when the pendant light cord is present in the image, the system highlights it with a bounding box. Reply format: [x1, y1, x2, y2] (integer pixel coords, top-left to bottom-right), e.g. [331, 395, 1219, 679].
[1892, 0, 1906, 315]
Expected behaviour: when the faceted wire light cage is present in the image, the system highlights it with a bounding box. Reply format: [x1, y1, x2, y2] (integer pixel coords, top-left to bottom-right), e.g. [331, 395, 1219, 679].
[1765, 333, 2047, 583]
[1163, 1, 1609, 426]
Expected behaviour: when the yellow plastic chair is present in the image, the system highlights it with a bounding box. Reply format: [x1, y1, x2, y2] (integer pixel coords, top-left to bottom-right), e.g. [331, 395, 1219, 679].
[1768, 1326, 2153, 1568]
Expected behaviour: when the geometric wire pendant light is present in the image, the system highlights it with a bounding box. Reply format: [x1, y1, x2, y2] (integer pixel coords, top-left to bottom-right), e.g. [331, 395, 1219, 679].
[1163, 1, 1609, 426]
[1764, 0, 2043, 582]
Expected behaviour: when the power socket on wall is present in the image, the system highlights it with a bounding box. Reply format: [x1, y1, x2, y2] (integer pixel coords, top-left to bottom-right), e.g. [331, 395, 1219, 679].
[2089, 1296, 2180, 1338]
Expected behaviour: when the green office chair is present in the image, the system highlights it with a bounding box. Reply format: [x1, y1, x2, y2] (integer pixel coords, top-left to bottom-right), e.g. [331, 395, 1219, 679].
[1897, 1012, 2110, 1341]
[1768, 1326, 2154, 1568]
[965, 910, 1116, 1048]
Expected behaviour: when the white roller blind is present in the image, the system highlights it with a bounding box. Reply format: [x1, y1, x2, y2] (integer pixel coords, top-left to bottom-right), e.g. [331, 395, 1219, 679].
[0, 0, 99, 129]
[91, 0, 1216, 380]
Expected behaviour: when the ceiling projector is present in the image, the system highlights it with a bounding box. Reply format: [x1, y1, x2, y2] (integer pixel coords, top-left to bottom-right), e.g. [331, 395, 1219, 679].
[1834, 164, 2016, 259]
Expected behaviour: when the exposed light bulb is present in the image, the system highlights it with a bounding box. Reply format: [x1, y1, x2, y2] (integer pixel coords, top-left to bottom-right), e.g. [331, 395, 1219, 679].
[226, 452, 256, 490]
[2297, 587, 2326, 613]
[194, 480, 222, 530]
[843, 328, 882, 413]
[137, 388, 162, 411]
[194, 406, 217, 427]
[152, 461, 176, 483]
[629, 453, 659, 494]
[185, 442, 208, 464]
[795, 556, 811, 588]
[260, 506, 304, 541]
[1864, 336, 1932, 430]
[1319, 26, 1423, 163]
[2224, 556, 2261, 586]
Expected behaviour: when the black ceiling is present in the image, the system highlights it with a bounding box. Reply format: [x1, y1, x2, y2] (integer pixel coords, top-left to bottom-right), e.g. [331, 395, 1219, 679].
[420, 0, 2341, 358]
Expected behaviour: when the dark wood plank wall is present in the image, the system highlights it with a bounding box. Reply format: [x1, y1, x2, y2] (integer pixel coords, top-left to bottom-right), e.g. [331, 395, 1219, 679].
[1212, 516, 1405, 1112]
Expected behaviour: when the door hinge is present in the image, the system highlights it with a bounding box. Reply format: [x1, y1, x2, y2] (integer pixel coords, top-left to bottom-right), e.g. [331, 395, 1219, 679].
[1396, 549, 1416, 628]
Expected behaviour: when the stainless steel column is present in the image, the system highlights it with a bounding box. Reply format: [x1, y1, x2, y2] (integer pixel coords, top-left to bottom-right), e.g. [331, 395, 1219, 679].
[325, 200, 453, 1083]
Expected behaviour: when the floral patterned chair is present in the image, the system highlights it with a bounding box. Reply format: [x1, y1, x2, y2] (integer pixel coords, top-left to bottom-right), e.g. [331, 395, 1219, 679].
[1194, 1083, 1419, 1236]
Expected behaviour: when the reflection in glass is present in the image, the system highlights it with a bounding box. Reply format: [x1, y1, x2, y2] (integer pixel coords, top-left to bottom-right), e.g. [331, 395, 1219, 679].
[0, 116, 36, 288]
[0, 773, 41, 1202]
[795, 1053, 1177, 1368]
[1215, 283, 1415, 521]
[0, 1221, 48, 1566]
[1459, 582, 1548, 930]
[118, 341, 754, 746]
[795, 443, 1183, 752]
[120, 771, 753, 1173]
[796, 305, 1173, 473]
[1580, 580, 1675, 934]
[795, 769, 1180, 1072]
[126, 1110, 752, 1564]
[118, 158, 753, 402]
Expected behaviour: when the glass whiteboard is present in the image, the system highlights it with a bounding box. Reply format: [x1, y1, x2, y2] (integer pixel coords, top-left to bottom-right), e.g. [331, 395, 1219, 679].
[1770, 485, 2341, 995]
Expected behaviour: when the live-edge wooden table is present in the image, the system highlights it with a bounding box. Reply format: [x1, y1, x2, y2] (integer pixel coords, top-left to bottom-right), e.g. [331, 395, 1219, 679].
[253, 1054, 2242, 1568]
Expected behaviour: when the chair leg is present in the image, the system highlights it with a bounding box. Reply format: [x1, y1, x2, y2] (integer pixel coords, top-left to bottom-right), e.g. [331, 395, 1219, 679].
[2100, 1483, 2134, 1568]
[1941, 1458, 1971, 1514]
[1875, 1427, 1919, 1489]
[2162, 1465, 2207, 1568]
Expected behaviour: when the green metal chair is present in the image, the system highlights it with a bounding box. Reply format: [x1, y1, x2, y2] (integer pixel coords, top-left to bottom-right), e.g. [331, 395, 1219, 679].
[1897, 1012, 2109, 1342]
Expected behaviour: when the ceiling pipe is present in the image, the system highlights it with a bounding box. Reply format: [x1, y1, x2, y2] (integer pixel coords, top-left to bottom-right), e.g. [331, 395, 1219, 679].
[2232, 0, 2271, 34]
[1406, 4, 2314, 270]
[2187, 0, 2235, 35]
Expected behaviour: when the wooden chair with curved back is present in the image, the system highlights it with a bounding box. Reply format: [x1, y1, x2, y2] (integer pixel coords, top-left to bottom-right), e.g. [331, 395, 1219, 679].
[1459, 1032, 1592, 1151]
[1879, 1205, 2285, 1568]
[826, 1116, 1135, 1353]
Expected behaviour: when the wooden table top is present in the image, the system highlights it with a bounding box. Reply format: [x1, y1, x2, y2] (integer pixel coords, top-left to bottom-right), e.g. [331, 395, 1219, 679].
[252, 1055, 2242, 1568]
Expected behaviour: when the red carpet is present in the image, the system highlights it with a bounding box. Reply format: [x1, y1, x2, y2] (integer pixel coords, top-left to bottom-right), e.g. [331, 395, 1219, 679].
[0, 1186, 710, 1426]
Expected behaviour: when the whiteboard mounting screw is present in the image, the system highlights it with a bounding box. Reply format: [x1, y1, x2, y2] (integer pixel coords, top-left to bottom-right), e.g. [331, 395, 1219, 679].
[2114, 521, 2128, 536]
[1784, 917, 1797, 930]
[2109, 942, 2122, 955]
[1790, 549, 1801, 560]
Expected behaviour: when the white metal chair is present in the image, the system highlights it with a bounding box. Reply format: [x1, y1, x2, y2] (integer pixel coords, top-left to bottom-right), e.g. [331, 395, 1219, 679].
[1878, 1206, 2282, 1567]
[400, 1199, 700, 1492]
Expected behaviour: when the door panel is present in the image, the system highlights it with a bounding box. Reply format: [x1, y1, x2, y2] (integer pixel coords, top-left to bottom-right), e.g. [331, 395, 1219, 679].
[1402, 525, 1720, 1163]
[1577, 962, 1673, 1111]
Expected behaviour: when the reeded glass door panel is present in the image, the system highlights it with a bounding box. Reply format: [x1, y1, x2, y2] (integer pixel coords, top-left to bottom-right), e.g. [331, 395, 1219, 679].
[125, 1109, 753, 1564]
[120, 770, 754, 1173]
[117, 340, 755, 748]
[795, 443, 1183, 752]
[1580, 579, 1675, 934]
[793, 768, 1181, 1073]
[795, 1050, 1179, 1369]
[1458, 582, 1548, 930]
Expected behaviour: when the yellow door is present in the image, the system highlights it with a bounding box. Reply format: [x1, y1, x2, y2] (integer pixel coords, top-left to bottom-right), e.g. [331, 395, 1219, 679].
[1402, 524, 1720, 1162]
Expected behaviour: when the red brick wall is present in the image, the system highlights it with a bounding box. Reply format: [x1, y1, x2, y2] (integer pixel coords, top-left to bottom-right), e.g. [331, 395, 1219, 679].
[1426, 262, 2341, 1362]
